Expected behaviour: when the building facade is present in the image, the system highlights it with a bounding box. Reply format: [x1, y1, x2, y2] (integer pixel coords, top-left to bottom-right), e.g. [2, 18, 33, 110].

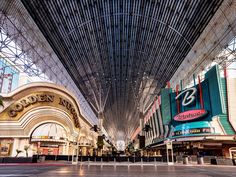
[132, 65, 236, 158]
[0, 82, 97, 157]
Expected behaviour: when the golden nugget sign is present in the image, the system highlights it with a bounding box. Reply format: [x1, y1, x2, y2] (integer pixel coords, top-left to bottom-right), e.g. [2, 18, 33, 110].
[8, 93, 80, 127]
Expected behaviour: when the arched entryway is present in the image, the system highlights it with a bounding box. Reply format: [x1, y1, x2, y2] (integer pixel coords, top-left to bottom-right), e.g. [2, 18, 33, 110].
[30, 122, 68, 156]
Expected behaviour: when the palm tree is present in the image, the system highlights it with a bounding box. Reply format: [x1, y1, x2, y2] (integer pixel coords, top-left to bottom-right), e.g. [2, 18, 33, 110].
[90, 125, 101, 132]
[24, 145, 30, 157]
[15, 149, 22, 157]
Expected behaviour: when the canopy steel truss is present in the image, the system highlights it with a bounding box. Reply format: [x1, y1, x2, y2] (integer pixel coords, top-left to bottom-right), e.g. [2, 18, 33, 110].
[170, 0, 236, 88]
[2, 0, 235, 143]
[0, 0, 98, 125]
[19, 0, 224, 141]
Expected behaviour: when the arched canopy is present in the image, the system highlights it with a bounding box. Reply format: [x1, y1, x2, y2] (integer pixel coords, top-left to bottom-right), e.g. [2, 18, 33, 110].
[31, 122, 68, 143]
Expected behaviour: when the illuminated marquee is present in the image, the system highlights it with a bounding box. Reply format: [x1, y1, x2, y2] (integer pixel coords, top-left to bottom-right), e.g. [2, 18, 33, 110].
[174, 87, 208, 122]
[172, 127, 212, 136]
[8, 94, 54, 117]
[174, 109, 208, 122]
[7, 93, 80, 127]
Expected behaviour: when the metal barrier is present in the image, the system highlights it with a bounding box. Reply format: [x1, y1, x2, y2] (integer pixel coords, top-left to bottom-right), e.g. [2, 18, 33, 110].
[32, 155, 176, 163]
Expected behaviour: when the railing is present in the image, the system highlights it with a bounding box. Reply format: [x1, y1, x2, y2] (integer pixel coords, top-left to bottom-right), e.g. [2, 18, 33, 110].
[1, 155, 235, 165]
[33, 155, 175, 163]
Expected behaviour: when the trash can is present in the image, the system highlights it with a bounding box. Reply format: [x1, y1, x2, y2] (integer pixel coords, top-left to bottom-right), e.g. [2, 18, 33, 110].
[232, 159, 236, 166]
[197, 156, 204, 164]
[183, 156, 188, 164]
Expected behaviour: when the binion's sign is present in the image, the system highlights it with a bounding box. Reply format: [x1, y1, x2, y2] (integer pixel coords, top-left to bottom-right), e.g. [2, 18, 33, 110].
[175, 87, 197, 106]
[173, 109, 208, 122]
[174, 87, 207, 122]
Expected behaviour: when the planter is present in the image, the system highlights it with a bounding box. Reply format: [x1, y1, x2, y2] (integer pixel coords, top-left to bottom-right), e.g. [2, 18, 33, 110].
[211, 158, 234, 166]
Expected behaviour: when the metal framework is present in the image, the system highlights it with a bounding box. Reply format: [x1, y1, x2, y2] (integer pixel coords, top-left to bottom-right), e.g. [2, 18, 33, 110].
[215, 36, 236, 68]
[170, 0, 236, 88]
[1, 0, 235, 143]
[0, 28, 48, 79]
[19, 0, 224, 141]
[0, 0, 98, 125]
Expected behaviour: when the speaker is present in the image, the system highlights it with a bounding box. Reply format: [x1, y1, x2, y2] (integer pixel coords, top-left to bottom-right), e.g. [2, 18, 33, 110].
[139, 135, 145, 149]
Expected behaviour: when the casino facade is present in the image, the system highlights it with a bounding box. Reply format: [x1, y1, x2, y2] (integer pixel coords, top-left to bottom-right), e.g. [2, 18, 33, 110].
[131, 65, 236, 159]
[0, 82, 98, 157]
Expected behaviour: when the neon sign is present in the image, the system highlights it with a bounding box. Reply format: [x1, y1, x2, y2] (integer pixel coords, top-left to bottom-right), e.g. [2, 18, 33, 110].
[175, 87, 197, 106]
[172, 127, 212, 136]
[174, 109, 208, 122]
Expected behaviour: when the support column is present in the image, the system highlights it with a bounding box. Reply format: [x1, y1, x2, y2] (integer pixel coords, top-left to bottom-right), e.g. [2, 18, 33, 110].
[65, 141, 70, 155]
[71, 144, 78, 164]
[11, 138, 20, 157]
[63, 141, 69, 155]
[139, 112, 144, 156]
[139, 112, 144, 136]
[98, 112, 104, 156]
[98, 112, 104, 134]
[71, 137, 79, 165]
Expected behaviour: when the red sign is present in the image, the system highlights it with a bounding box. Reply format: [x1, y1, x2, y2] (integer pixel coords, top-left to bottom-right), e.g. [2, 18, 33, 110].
[174, 109, 207, 122]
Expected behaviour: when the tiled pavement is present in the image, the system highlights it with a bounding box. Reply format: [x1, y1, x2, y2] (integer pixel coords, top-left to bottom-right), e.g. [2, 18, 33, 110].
[1, 163, 236, 177]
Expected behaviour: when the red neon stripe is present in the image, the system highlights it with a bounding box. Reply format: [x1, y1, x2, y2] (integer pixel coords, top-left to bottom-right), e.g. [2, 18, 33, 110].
[176, 85, 180, 113]
[158, 95, 161, 105]
[152, 102, 155, 114]
[224, 68, 227, 78]
[198, 75, 204, 109]
[153, 99, 157, 113]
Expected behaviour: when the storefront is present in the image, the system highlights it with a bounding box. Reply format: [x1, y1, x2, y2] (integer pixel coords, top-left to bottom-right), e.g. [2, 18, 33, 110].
[168, 65, 236, 157]
[131, 65, 236, 158]
[0, 82, 97, 157]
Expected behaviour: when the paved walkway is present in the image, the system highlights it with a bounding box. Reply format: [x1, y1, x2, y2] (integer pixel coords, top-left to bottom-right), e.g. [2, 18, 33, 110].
[0, 163, 236, 177]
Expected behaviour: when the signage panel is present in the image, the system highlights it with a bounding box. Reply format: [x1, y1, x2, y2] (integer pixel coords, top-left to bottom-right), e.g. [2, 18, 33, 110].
[175, 87, 197, 106]
[174, 109, 208, 122]
[172, 127, 212, 136]
[0, 92, 80, 127]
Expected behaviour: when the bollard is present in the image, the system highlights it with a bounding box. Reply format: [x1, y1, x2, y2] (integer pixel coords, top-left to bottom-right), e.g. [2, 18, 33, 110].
[141, 157, 143, 170]
[197, 156, 204, 165]
[114, 157, 116, 169]
[114, 157, 117, 171]
[183, 156, 188, 165]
